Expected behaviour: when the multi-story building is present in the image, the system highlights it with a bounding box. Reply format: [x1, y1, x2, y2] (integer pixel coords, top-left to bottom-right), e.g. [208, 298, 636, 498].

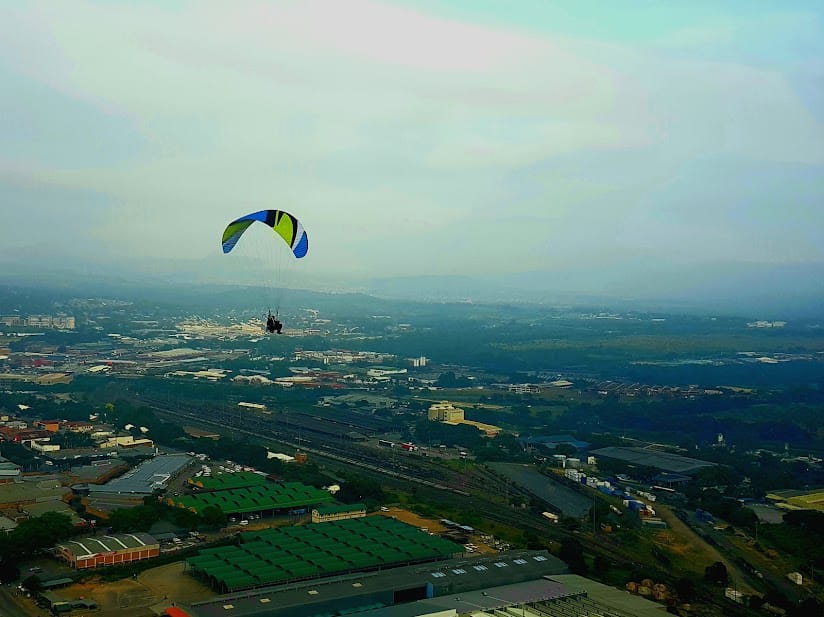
[0, 315, 75, 329]
[34, 419, 61, 432]
[428, 401, 464, 423]
[428, 401, 501, 436]
[26, 315, 52, 327]
[52, 316, 76, 329]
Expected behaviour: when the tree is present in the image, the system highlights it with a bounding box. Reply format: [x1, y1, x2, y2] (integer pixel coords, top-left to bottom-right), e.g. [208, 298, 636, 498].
[169, 506, 200, 530]
[593, 554, 611, 575]
[704, 561, 728, 585]
[108, 505, 160, 533]
[1, 512, 74, 566]
[559, 538, 587, 575]
[553, 443, 577, 457]
[201, 505, 227, 527]
[336, 474, 386, 505]
[436, 372, 457, 388]
[523, 531, 544, 550]
[791, 598, 824, 617]
[784, 510, 824, 534]
[51, 431, 95, 449]
[674, 577, 695, 601]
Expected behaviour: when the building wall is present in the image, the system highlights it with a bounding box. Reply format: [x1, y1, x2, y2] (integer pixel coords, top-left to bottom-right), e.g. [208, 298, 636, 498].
[30, 441, 60, 452]
[34, 421, 61, 432]
[100, 436, 154, 449]
[64, 545, 160, 569]
[311, 509, 366, 524]
[428, 402, 464, 423]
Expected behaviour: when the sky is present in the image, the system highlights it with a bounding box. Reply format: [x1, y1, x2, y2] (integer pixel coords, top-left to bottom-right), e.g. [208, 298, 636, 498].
[1, 1, 823, 301]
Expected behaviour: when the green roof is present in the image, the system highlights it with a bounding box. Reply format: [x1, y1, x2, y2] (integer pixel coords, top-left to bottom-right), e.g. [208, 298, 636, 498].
[170, 481, 333, 515]
[186, 517, 463, 592]
[189, 471, 268, 491]
[314, 503, 366, 515]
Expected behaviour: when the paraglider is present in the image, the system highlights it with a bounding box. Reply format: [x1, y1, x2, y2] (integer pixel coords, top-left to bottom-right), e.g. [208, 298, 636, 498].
[266, 310, 282, 334]
[221, 209, 308, 333]
[222, 209, 308, 258]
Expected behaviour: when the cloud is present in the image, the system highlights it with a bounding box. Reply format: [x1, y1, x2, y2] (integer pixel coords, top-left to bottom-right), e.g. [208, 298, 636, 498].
[0, 0, 822, 283]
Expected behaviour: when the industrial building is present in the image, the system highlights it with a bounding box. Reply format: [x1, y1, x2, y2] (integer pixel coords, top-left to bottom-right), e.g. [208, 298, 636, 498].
[0, 476, 69, 509]
[311, 503, 366, 523]
[0, 455, 21, 482]
[187, 471, 268, 492]
[169, 480, 332, 516]
[55, 533, 160, 569]
[353, 573, 669, 617]
[168, 481, 333, 516]
[428, 401, 465, 423]
[521, 434, 591, 453]
[186, 516, 464, 593]
[185, 549, 574, 617]
[428, 401, 501, 436]
[184, 569, 668, 617]
[87, 453, 194, 496]
[590, 446, 716, 475]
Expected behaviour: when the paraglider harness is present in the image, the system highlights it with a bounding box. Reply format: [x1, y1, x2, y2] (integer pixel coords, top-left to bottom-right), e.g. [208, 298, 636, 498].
[266, 310, 283, 334]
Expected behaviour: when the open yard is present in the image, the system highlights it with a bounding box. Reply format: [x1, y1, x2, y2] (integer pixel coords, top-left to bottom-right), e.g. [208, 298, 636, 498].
[49, 562, 215, 616]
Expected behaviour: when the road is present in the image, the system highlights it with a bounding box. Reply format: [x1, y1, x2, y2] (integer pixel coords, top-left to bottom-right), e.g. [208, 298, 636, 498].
[657, 506, 759, 594]
[0, 586, 46, 617]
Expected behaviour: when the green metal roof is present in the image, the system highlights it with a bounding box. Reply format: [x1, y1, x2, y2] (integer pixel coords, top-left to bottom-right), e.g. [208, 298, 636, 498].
[170, 481, 333, 515]
[186, 517, 464, 592]
[188, 471, 267, 492]
[314, 503, 366, 516]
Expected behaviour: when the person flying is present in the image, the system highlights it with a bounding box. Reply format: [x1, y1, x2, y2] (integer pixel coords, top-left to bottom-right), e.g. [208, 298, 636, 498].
[266, 311, 283, 334]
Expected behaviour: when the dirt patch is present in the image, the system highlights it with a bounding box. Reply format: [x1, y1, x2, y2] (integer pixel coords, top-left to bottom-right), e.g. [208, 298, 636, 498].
[51, 577, 153, 616]
[655, 505, 758, 594]
[372, 508, 498, 554]
[51, 562, 214, 616]
[652, 530, 693, 556]
[138, 561, 214, 606]
[373, 507, 448, 533]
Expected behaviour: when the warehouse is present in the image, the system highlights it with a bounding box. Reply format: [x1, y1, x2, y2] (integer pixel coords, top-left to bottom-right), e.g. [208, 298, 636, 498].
[590, 446, 715, 475]
[186, 517, 463, 593]
[167, 481, 333, 516]
[187, 549, 569, 617]
[87, 453, 194, 496]
[187, 471, 267, 492]
[56, 533, 160, 569]
[311, 503, 366, 523]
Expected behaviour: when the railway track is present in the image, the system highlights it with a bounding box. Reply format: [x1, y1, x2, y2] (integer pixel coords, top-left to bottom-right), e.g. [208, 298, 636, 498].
[141, 398, 757, 615]
[144, 399, 471, 496]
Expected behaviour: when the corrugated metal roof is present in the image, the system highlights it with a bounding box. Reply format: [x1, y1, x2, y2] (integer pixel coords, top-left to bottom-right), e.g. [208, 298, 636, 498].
[88, 454, 193, 495]
[187, 549, 567, 617]
[58, 533, 158, 557]
[189, 472, 267, 491]
[314, 503, 365, 515]
[171, 482, 332, 514]
[591, 446, 715, 475]
[186, 517, 463, 592]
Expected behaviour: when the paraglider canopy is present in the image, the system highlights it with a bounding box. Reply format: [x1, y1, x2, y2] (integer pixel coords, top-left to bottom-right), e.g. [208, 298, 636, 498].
[220, 209, 308, 331]
[221, 209, 308, 258]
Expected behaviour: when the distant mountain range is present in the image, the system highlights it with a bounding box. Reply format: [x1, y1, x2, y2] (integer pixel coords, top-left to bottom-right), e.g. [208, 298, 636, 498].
[364, 262, 824, 319]
[0, 254, 821, 319]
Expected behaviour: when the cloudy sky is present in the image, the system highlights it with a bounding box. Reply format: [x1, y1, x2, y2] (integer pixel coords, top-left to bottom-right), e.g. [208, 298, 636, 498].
[1, 0, 823, 294]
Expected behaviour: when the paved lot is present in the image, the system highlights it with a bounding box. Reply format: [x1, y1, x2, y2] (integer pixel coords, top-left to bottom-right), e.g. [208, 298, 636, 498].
[489, 462, 592, 518]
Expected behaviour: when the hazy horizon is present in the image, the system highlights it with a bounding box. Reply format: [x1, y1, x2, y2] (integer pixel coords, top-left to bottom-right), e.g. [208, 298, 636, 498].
[2, 1, 823, 311]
